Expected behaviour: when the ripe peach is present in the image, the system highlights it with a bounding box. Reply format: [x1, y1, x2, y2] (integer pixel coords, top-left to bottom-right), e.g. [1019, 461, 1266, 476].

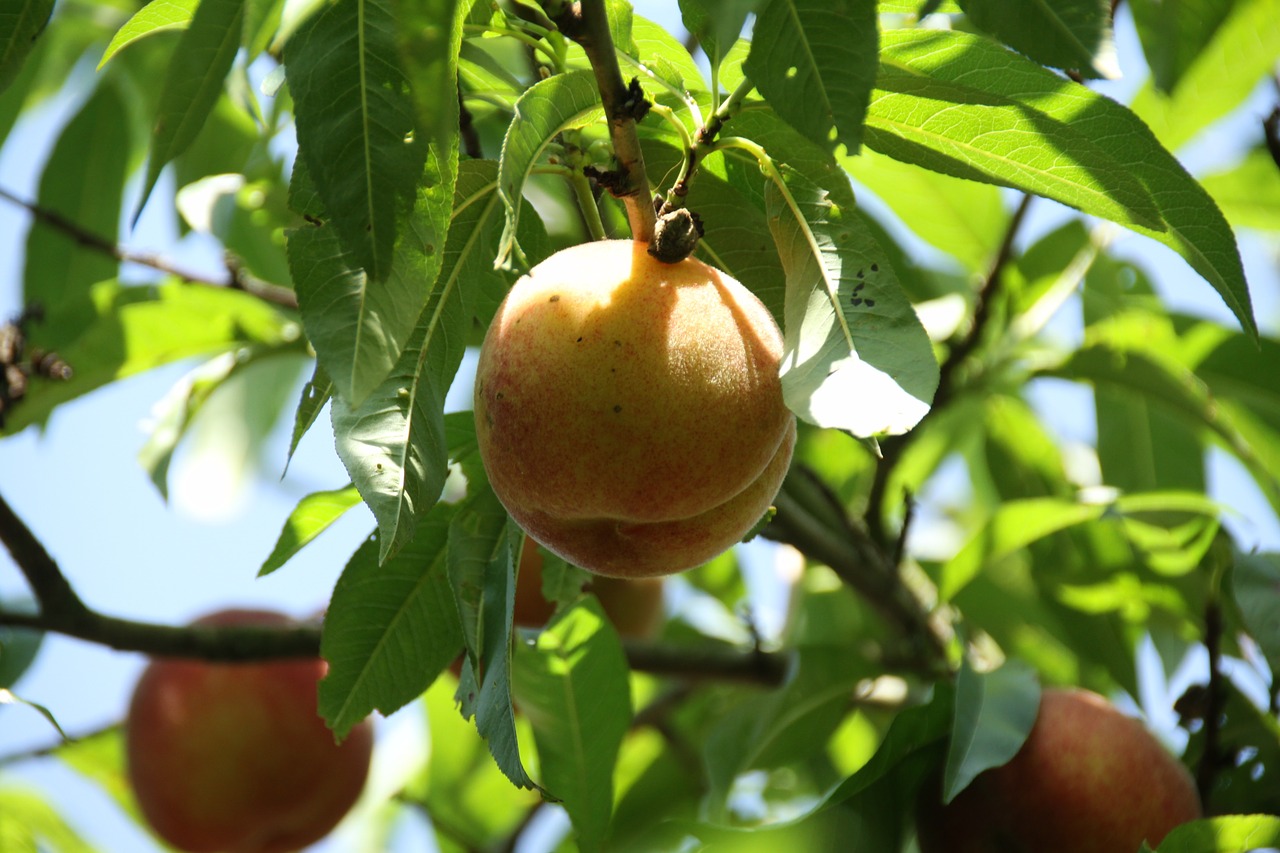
[917, 687, 1202, 853]
[474, 240, 795, 578]
[125, 609, 373, 853]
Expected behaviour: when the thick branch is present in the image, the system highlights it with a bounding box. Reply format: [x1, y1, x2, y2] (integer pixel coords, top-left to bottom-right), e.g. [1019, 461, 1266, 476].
[551, 0, 656, 242]
[622, 638, 789, 685]
[1196, 600, 1225, 808]
[762, 467, 951, 676]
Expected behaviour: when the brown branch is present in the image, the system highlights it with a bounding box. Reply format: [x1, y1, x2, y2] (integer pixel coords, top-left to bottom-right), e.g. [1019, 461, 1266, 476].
[621, 638, 789, 686]
[761, 467, 951, 676]
[1196, 600, 1225, 809]
[550, 0, 657, 242]
[0, 186, 298, 310]
[866, 193, 1035, 546]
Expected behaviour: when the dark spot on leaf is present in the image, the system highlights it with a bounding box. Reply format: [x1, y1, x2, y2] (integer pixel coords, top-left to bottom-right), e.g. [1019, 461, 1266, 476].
[856, 269, 864, 278]
[871, 263, 879, 272]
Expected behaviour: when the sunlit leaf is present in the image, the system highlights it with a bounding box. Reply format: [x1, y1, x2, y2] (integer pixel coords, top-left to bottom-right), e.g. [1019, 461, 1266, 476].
[511, 598, 631, 851]
[98, 0, 197, 69]
[1129, 0, 1232, 93]
[869, 28, 1255, 338]
[766, 164, 937, 436]
[258, 484, 363, 576]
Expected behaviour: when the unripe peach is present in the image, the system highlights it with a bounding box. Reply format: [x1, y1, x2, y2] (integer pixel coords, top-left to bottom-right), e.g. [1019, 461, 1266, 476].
[475, 240, 795, 578]
[125, 609, 373, 853]
[917, 687, 1202, 853]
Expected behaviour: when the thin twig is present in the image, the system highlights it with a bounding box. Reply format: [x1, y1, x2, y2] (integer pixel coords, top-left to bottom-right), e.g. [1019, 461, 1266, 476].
[0, 186, 298, 310]
[1196, 600, 1225, 809]
[0, 723, 118, 769]
[866, 193, 1034, 545]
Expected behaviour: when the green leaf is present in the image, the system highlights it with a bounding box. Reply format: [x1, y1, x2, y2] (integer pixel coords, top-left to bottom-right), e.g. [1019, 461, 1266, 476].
[1129, 0, 1233, 93]
[409, 678, 539, 847]
[448, 484, 538, 791]
[331, 160, 526, 562]
[822, 684, 953, 808]
[842, 147, 1007, 273]
[259, 485, 363, 576]
[284, 361, 332, 472]
[1232, 553, 1280, 678]
[870, 28, 1255, 338]
[0, 788, 92, 853]
[396, 0, 464, 167]
[677, 0, 759, 72]
[134, 0, 244, 219]
[0, 597, 42, 689]
[1199, 147, 1280, 232]
[285, 0, 426, 282]
[703, 646, 874, 818]
[2, 281, 298, 435]
[496, 68, 602, 268]
[56, 727, 139, 821]
[743, 0, 877, 154]
[942, 660, 1039, 803]
[511, 598, 632, 852]
[98, 0, 198, 70]
[318, 504, 463, 739]
[958, 0, 1117, 78]
[1129, 0, 1280, 153]
[0, 0, 54, 92]
[22, 80, 131, 349]
[765, 163, 938, 436]
[287, 152, 447, 407]
[1155, 815, 1280, 853]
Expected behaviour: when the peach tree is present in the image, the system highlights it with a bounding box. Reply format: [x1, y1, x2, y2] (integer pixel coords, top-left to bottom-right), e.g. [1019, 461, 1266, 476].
[2, 0, 1280, 850]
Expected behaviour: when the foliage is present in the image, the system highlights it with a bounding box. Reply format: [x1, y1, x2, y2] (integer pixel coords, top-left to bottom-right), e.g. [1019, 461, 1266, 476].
[2, 0, 1280, 851]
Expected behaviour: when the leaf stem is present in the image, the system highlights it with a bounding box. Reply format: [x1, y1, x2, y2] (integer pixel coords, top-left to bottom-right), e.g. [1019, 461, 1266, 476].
[463, 24, 562, 71]
[567, 167, 607, 241]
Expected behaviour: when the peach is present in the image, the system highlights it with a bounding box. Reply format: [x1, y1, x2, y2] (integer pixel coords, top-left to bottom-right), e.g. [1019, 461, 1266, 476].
[474, 240, 795, 577]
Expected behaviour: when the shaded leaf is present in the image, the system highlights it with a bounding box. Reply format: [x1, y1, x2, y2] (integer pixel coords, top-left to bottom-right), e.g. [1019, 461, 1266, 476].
[959, 0, 1117, 78]
[743, 0, 877, 154]
[449, 484, 538, 790]
[285, 0, 425, 282]
[284, 361, 332, 472]
[22, 80, 131, 349]
[258, 485, 363, 576]
[135, 0, 244, 218]
[511, 598, 632, 852]
[287, 153, 446, 407]
[1199, 147, 1280, 232]
[0, 0, 54, 92]
[943, 660, 1039, 803]
[0, 596, 42, 689]
[330, 160, 533, 562]
[677, 0, 760, 72]
[496, 69, 602, 268]
[1232, 553, 1280, 678]
[1129, 0, 1232, 93]
[318, 504, 463, 738]
[1129, 0, 1280, 153]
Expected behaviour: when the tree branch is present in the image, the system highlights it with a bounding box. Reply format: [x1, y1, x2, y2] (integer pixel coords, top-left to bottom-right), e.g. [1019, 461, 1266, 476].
[549, 0, 657, 242]
[762, 467, 951, 677]
[0, 186, 298, 310]
[866, 193, 1034, 546]
[1196, 600, 1225, 809]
